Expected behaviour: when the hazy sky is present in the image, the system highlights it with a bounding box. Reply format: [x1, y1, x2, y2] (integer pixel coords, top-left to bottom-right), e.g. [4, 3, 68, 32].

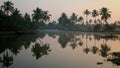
[0, 0, 120, 23]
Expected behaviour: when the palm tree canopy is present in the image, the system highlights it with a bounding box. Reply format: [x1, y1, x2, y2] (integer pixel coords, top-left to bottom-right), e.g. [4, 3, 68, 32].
[32, 7, 43, 22]
[92, 9, 99, 18]
[32, 7, 51, 23]
[84, 9, 90, 25]
[84, 9, 90, 16]
[11, 8, 22, 17]
[42, 11, 51, 22]
[1, 1, 14, 15]
[100, 7, 111, 23]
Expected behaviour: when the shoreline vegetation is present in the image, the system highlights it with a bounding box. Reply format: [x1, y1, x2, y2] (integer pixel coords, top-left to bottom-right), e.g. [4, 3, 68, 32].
[0, 1, 120, 36]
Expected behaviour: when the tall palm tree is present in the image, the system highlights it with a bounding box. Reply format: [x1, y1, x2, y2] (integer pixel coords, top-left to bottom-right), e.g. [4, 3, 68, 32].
[92, 9, 99, 24]
[84, 9, 90, 25]
[32, 7, 51, 23]
[1, 1, 14, 15]
[32, 7, 43, 23]
[100, 7, 111, 24]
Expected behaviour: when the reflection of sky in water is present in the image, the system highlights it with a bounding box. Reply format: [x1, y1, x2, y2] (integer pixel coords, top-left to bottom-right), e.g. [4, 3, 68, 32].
[0, 32, 120, 68]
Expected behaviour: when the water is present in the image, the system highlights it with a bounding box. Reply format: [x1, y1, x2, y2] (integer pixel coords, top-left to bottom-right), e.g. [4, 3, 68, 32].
[0, 31, 120, 68]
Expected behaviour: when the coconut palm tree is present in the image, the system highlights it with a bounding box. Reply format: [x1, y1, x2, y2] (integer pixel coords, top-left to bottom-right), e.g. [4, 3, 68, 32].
[11, 8, 22, 18]
[92, 9, 99, 24]
[32, 7, 51, 23]
[42, 11, 51, 22]
[100, 7, 111, 24]
[84, 9, 90, 25]
[31, 42, 51, 59]
[1, 1, 14, 15]
[32, 7, 43, 23]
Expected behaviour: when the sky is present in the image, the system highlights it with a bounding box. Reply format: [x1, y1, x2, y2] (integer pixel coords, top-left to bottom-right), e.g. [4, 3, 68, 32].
[0, 0, 120, 23]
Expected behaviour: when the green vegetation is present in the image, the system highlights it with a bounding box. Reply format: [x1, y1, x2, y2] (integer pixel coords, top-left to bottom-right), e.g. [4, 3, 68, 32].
[0, 1, 120, 34]
[0, 1, 51, 33]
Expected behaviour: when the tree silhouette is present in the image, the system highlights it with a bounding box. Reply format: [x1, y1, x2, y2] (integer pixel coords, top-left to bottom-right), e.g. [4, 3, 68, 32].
[100, 43, 111, 57]
[0, 50, 13, 68]
[58, 12, 69, 25]
[31, 42, 51, 59]
[32, 7, 51, 23]
[100, 7, 111, 24]
[11, 8, 22, 18]
[70, 13, 77, 24]
[78, 16, 84, 24]
[92, 9, 99, 24]
[1, 1, 14, 15]
[84, 9, 90, 25]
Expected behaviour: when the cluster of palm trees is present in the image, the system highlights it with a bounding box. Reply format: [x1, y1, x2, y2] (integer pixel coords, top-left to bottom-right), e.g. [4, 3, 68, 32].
[58, 7, 111, 25]
[82, 7, 111, 25]
[0, 1, 119, 32]
[0, 1, 51, 31]
[57, 7, 112, 31]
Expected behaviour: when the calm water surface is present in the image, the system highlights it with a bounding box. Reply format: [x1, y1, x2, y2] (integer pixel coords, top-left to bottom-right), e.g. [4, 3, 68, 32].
[0, 31, 120, 68]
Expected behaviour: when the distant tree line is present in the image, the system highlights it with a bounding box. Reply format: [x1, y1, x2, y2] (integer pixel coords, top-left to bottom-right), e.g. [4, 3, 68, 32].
[0, 1, 120, 32]
[40, 8, 120, 32]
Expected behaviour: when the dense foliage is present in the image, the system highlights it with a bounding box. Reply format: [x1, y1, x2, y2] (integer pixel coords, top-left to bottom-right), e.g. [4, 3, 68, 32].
[0, 1, 120, 32]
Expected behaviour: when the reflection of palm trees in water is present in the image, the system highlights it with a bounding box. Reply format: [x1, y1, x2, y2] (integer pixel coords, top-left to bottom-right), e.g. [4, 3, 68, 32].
[83, 34, 90, 54]
[69, 37, 79, 49]
[100, 43, 111, 57]
[58, 33, 70, 48]
[58, 33, 83, 49]
[0, 49, 13, 68]
[99, 37, 111, 57]
[91, 36, 99, 54]
[31, 39, 51, 59]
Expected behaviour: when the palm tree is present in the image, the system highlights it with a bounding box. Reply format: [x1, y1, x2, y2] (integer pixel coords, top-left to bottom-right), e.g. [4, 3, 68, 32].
[100, 7, 111, 24]
[32, 7, 51, 29]
[1, 1, 14, 15]
[78, 16, 84, 24]
[32, 7, 43, 23]
[31, 42, 51, 59]
[84, 9, 90, 25]
[92, 9, 99, 24]
[83, 34, 90, 54]
[32, 7, 51, 23]
[11, 8, 22, 18]
[42, 11, 51, 22]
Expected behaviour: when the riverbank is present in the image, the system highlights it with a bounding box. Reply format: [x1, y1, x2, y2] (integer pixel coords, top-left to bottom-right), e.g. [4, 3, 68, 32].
[0, 30, 120, 35]
[0, 31, 37, 35]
